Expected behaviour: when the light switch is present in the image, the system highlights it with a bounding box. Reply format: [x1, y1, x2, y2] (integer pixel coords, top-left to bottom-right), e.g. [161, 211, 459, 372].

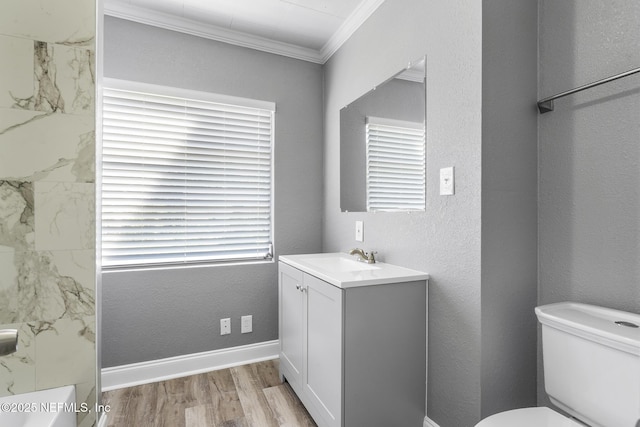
[440, 167, 455, 196]
[355, 221, 364, 242]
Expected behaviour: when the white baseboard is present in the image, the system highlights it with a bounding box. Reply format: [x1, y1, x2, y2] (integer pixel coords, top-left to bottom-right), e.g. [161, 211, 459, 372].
[424, 416, 441, 427]
[101, 340, 279, 391]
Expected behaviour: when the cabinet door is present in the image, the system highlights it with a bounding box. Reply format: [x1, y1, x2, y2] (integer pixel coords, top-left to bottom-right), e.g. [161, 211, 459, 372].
[303, 273, 343, 427]
[278, 262, 305, 391]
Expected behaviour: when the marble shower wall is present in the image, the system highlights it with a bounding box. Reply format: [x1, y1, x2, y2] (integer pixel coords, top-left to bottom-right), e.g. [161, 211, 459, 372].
[0, 1, 96, 426]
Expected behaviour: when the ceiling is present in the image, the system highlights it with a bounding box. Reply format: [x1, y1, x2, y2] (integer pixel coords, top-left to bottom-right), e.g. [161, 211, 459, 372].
[104, 0, 386, 63]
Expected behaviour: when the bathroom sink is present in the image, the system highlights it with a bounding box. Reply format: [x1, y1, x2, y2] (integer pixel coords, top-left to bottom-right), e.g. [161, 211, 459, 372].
[304, 256, 380, 273]
[279, 252, 428, 288]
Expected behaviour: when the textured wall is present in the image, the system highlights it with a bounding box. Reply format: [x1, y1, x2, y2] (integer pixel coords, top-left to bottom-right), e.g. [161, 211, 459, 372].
[102, 17, 324, 367]
[480, 0, 539, 419]
[538, 0, 640, 405]
[0, 1, 97, 426]
[325, 0, 540, 424]
[323, 0, 483, 425]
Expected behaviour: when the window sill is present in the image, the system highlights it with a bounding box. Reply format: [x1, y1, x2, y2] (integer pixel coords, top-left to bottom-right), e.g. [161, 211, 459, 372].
[101, 258, 274, 274]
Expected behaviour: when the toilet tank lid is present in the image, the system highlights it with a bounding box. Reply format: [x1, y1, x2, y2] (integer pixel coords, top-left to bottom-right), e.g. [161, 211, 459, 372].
[536, 302, 640, 355]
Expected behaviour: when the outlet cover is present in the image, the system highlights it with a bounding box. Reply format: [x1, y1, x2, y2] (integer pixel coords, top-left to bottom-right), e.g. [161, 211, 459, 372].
[241, 315, 253, 334]
[220, 318, 231, 335]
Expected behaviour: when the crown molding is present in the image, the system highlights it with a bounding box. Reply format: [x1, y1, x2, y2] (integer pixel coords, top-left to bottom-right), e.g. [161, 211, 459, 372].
[319, 0, 386, 63]
[103, 0, 385, 64]
[104, 0, 324, 63]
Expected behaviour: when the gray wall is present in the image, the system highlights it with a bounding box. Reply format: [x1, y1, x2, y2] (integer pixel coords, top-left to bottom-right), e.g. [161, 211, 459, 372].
[537, 0, 640, 405]
[481, 0, 538, 419]
[98, 0, 640, 423]
[324, 0, 538, 425]
[102, 17, 324, 367]
[323, 0, 483, 425]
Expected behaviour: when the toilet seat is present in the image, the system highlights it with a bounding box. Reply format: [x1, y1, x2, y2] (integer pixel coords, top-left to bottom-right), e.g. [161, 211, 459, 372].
[475, 407, 585, 427]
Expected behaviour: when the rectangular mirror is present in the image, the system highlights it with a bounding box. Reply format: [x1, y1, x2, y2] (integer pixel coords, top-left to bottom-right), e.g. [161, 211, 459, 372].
[340, 57, 426, 212]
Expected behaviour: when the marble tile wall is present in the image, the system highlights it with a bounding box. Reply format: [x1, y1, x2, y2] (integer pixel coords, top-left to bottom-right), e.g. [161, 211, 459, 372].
[0, 1, 96, 426]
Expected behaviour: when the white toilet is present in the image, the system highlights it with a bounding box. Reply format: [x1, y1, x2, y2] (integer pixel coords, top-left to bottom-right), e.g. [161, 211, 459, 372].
[477, 302, 640, 427]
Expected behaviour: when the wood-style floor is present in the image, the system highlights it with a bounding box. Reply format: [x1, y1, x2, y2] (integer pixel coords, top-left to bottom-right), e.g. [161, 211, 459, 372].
[102, 359, 317, 427]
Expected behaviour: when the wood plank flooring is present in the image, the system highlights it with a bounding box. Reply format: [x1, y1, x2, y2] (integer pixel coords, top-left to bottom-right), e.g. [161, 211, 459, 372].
[102, 359, 317, 427]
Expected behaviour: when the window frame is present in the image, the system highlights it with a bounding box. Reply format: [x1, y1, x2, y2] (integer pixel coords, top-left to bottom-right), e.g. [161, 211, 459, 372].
[100, 78, 276, 270]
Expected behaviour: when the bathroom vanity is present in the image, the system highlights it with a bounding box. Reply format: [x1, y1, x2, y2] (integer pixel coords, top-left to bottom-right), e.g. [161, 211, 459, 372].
[278, 252, 429, 427]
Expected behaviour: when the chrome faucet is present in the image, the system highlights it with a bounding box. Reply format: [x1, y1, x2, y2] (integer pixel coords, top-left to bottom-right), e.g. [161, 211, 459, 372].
[0, 329, 18, 356]
[349, 248, 377, 264]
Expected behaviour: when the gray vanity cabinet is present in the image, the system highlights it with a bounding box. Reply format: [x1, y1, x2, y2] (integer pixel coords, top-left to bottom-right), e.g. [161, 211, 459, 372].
[278, 260, 427, 427]
[279, 261, 343, 427]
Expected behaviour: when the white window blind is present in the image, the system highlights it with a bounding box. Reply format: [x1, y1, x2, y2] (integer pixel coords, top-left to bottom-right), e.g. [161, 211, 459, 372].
[366, 116, 426, 212]
[101, 79, 275, 268]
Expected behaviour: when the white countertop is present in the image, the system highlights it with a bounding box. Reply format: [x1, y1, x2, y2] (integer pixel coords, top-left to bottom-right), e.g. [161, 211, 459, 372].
[279, 252, 429, 288]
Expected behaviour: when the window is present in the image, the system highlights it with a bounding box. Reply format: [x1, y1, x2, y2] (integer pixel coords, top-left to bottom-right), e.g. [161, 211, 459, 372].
[101, 79, 275, 268]
[365, 116, 426, 212]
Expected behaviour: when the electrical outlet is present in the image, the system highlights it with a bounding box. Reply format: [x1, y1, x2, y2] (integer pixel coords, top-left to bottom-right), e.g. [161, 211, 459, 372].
[241, 315, 253, 334]
[220, 318, 231, 335]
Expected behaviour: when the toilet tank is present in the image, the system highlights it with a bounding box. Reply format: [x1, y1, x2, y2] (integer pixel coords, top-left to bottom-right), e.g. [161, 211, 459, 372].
[536, 302, 640, 427]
